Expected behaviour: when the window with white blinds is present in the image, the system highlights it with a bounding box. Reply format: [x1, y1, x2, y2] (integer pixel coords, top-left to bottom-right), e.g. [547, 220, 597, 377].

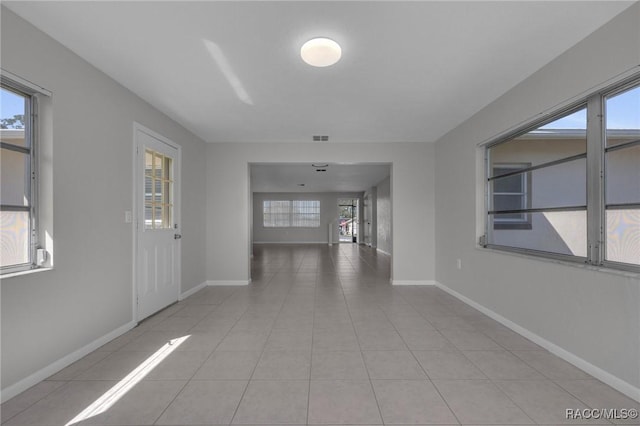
[263, 200, 320, 227]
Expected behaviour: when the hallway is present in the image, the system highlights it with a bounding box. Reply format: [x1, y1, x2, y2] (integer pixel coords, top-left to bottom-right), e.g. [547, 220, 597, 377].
[2, 244, 637, 425]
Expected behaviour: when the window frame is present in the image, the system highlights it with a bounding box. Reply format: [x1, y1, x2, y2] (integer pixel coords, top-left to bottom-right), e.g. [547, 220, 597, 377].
[1, 79, 38, 274]
[601, 79, 640, 270]
[482, 74, 640, 273]
[491, 163, 532, 230]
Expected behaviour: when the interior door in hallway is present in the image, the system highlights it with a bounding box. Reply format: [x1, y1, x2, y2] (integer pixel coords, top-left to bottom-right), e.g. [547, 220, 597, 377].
[135, 126, 181, 321]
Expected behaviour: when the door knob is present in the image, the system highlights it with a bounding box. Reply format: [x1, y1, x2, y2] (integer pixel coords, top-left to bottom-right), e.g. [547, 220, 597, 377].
[174, 234, 182, 240]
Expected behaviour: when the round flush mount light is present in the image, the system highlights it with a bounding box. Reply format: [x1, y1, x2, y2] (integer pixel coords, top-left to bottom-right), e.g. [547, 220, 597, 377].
[301, 38, 341, 67]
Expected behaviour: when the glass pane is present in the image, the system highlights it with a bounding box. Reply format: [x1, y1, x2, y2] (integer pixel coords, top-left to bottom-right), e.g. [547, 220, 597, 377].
[154, 153, 163, 179]
[292, 200, 321, 227]
[145, 150, 153, 177]
[154, 179, 162, 203]
[605, 144, 640, 205]
[144, 175, 153, 203]
[606, 84, 640, 148]
[0, 210, 29, 267]
[154, 206, 163, 228]
[493, 173, 524, 193]
[0, 87, 27, 147]
[1, 148, 30, 206]
[163, 204, 172, 228]
[489, 210, 587, 257]
[489, 108, 586, 175]
[530, 157, 586, 208]
[606, 209, 640, 265]
[164, 156, 172, 180]
[263, 200, 291, 227]
[144, 204, 153, 230]
[494, 194, 525, 212]
[164, 181, 171, 205]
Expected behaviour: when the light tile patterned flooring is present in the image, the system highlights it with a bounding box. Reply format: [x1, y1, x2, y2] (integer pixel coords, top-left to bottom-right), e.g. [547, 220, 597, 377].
[2, 244, 638, 425]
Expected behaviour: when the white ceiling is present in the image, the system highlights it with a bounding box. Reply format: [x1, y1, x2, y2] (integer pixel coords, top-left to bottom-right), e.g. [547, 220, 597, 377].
[5, 1, 634, 144]
[251, 163, 390, 192]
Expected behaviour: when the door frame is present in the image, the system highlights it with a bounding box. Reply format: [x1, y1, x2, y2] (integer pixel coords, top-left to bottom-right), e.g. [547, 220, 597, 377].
[338, 198, 359, 243]
[132, 122, 182, 323]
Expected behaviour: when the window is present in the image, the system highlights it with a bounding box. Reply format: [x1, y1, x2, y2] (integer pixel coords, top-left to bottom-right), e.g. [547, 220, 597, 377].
[484, 76, 639, 271]
[263, 200, 320, 227]
[1, 82, 37, 273]
[492, 164, 531, 229]
[292, 200, 320, 227]
[263, 200, 291, 227]
[144, 149, 173, 230]
[604, 84, 640, 265]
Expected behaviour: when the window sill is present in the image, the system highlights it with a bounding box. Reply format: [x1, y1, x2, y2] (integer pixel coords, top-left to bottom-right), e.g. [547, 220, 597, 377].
[1, 267, 53, 280]
[476, 246, 639, 278]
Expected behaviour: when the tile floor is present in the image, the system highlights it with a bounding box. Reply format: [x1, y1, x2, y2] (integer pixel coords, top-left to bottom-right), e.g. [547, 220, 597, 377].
[2, 244, 638, 426]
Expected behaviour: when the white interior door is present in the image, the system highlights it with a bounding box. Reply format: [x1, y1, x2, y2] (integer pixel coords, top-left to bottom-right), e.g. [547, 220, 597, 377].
[136, 127, 181, 321]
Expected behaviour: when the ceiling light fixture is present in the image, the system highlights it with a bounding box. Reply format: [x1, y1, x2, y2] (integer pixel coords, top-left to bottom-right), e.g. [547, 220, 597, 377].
[312, 163, 329, 168]
[301, 38, 341, 67]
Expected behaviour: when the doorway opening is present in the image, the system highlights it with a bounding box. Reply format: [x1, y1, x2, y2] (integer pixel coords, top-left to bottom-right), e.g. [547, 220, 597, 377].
[338, 198, 359, 243]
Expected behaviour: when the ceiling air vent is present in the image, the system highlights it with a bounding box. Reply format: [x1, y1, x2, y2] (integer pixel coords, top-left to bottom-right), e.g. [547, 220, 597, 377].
[312, 135, 329, 141]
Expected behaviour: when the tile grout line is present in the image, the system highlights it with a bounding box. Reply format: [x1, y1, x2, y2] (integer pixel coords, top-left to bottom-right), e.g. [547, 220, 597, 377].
[228, 248, 299, 426]
[151, 286, 246, 425]
[380, 287, 463, 426]
[338, 246, 386, 426]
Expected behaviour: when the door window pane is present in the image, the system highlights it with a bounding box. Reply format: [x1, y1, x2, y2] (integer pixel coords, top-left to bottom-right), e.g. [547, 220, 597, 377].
[144, 148, 173, 230]
[144, 204, 153, 230]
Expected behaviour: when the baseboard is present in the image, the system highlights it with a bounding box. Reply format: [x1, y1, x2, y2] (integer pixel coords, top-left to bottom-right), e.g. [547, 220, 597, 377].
[434, 281, 640, 403]
[207, 279, 251, 286]
[391, 279, 436, 286]
[376, 248, 391, 256]
[179, 281, 207, 300]
[1, 321, 136, 403]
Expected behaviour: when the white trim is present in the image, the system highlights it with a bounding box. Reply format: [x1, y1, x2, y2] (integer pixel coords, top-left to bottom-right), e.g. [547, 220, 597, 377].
[207, 280, 251, 286]
[0, 267, 53, 280]
[179, 281, 208, 300]
[434, 281, 640, 403]
[391, 279, 436, 286]
[376, 248, 391, 256]
[0, 321, 136, 403]
[0, 68, 52, 96]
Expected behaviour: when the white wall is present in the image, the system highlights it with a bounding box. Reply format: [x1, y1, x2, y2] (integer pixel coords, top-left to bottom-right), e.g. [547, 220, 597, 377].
[375, 176, 392, 255]
[0, 8, 208, 397]
[207, 143, 434, 285]
[253, 192, 362, 244]
[434, 3, 640, 398]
